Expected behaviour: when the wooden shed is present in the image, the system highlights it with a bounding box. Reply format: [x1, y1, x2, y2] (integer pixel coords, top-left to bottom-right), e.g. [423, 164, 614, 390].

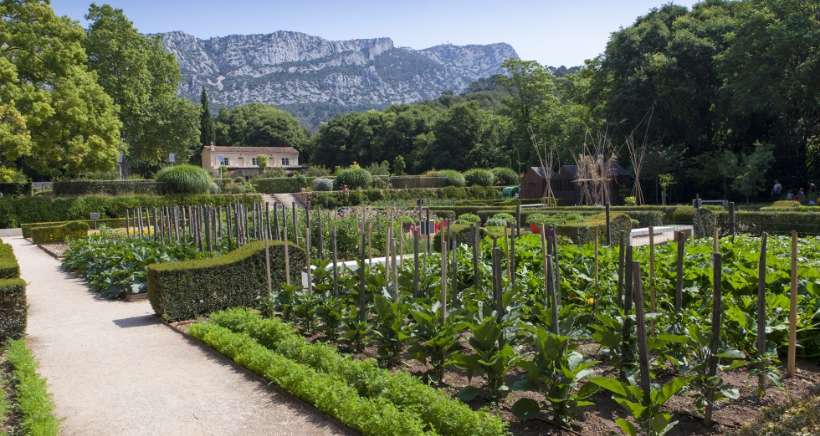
[520, 164, 631, 204]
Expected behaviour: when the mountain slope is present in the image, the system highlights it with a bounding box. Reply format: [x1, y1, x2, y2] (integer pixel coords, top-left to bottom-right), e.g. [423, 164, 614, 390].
[158, 30, 518, 126]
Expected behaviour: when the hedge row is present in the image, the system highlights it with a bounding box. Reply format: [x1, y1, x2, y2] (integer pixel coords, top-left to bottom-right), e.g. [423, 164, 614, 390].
[252, 177, 313, 194]
[0, 182, 32, 197]
[0, 193, 261, 228]
[0, 280, 25, 342]
[306, 186, 502, 208]
[147, 241, 305, 321]
[53, 180, 162, 196]
[22, 217, 127, 238]
[30, 221, 89, 244]
[0, 242, 19, 279]
[3, 339, 60, 436]
[209, 308, 507, 436]
[189, 323, 430, 436]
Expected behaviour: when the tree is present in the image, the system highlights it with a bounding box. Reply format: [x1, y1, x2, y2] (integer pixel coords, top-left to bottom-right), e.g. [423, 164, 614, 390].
[200, 88, 214, 146]
[732, 142, 774, 202]
[392, 155, 406, 175]
[85, 3, 198, 172]
[0, 0, 122, 178]
[256, 154, 268, 170]
[215, 103, 309, 151]
[431, 102, 484, 170]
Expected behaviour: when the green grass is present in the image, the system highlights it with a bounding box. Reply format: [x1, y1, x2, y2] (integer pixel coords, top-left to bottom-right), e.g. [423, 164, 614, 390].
[5, 340, 58, 436]
[0, 364, 8, 436]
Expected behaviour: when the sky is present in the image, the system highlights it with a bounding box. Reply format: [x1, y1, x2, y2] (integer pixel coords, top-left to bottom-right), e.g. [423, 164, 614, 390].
[52, 0, 700, 66]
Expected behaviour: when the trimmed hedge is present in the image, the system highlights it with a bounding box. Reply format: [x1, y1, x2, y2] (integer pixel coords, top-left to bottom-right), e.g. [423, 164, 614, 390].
[252, 177, 313, 194]
[389, 176, 448, 189]
[208, 309, 508, 436]
[555, 213, 633, 244]
[189, 323, 429, 435]
[22, 217, 127, 238]
[4, 339, 60, 436]
[0, 193, 261, 228]
[335, 166, 373, 190]
[0, 242, 19, 279]
[30, 221, 89, 244]
[0, 278, 26, 341]
[147, 241, 306, 321]
[53, 180, 161, 196]
[0, 182, 32, 197]
[308, 186, 502, 208]
[491, 167, 518, 186]
[464, 169, 496, 187]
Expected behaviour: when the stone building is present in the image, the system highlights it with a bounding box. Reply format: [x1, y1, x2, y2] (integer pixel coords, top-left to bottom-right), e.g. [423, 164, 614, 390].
[201, 145, 300, 177]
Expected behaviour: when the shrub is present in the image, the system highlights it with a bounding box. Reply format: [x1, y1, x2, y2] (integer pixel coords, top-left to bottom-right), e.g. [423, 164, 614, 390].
[526, 213, 584, 226]
[456, 213, 481, 224]
[334, 165, 373, 190]
[624, 196, 637, 206]
[487, 212, 515, 226]
[253, 177, 312, 193]
[189, 323, 429, 436]
[670, 206, 696, 224]
[491, 167, 519, 186]
[464, 169, 496, 187]
[312, 178, 334, 191]
[0, 278, 26, 341]
[388, 176, 449, 189]
[155, 165, 212, 194]
[0, 182, 32, 197]
[305, 165, 331, 177]
[429, 169, 465, 187]
[208, 309, 508, 436]
[147, 241, 305, 321]
[625, 210, 665, 227]
[30, 221, 89, 244]
[0, 243, 20, 279]
[694, 208, 716, 238]
[4, 339, 59, 436]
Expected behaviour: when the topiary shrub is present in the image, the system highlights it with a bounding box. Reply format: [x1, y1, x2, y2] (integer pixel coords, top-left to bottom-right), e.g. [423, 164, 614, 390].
[155, 164, 212, 194]
[0, 278, 26, 341]
[428, 170, 465, 187]
[456, 213, 481, 224]
[334, 165, 373, 190]
[491, 167, 519, 186]
[464, 169, 496, 187]
[312, 178, 334, 191]
[0, 243, 20, 279]
[147, 241, 305, 321]
[486, 212, 515, 227]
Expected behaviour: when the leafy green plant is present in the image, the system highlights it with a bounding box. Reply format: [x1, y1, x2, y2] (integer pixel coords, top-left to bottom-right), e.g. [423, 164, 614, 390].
[590, 375, 689, 436]
[155, 164, 212, 194]
[451, 313, 520, 401]
[464, 168, 496, 187]
[491, 167, 518, 186]
[408, 302, 463, 384]
[372, 292, 409, 368]
[512, 326, 599, 426]
[334, 164, 373, 190]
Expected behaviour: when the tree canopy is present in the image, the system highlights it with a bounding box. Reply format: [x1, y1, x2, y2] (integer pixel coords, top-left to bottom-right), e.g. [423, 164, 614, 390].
[215, 103, 309, 151]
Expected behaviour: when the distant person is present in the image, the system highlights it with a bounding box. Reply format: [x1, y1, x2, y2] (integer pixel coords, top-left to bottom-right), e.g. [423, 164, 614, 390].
[771, 180, 782, 198]
[786, 190, 794, 200]
[797, 188, 805, 203]
[808, 183, 817, 205]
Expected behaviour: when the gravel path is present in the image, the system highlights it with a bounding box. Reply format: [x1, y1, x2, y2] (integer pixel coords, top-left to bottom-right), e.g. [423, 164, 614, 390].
[4, 237, 352, 436]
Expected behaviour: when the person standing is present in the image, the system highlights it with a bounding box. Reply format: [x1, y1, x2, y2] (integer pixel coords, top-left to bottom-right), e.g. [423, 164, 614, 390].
[771, 180, 783, 198]
[808, 183, 817, 205]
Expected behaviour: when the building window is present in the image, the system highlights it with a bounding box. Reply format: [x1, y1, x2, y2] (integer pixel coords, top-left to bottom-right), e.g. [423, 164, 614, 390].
[217, 156, 229, 166]
[281, 157, 290, 166]
[251, 157, 258, 166]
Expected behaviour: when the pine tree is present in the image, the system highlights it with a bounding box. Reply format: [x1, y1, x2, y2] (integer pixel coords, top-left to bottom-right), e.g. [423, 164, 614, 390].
[200, 88, 215, 146]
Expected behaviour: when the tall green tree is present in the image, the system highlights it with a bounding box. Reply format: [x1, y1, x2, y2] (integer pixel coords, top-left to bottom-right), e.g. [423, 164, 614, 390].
[85, 3, 199, 172]
[200, 88, 214, 146]
[215, 103, 309, 151]
[0, 0, 122, 177]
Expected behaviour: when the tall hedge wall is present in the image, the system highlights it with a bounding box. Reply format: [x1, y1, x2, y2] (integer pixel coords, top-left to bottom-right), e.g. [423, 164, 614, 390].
[0, 193, 261, 228]
[53, 180, 162, 196]
[147, 241, 305, 321]
[0, 242, 19, 279]
[0, 182, 32, 197]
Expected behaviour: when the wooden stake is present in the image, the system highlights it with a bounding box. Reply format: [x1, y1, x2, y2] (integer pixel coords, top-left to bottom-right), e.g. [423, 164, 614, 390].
[472, 223, 480, 291]
[331, 223, 338, 296]
[632, 262, 651, 404]
[756, 232, 768, 397]
[492, 245, 503, 323]
[675, 231, 686, 316]
[605, 203, 612, 246]
[621, 245, 634, 377]
[594, 228, 599, 291]
[125, 209, 131, 238]
[283, 215, 290, 286]
[358, 216, 367, 323]
[649, 225, 656, 316]
[440, 221, 448, 322]
[705, 251, 722, 427]
[787, 231, 798, 378]
[618, 233, 625, 308]
[413, 227, 420, 298]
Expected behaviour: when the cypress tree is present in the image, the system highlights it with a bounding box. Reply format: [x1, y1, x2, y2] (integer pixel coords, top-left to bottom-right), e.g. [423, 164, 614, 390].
[200, 88, 215, 146]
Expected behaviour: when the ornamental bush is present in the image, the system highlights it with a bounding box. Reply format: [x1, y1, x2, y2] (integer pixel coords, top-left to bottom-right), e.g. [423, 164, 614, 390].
[464, 169, 496, 187]
[428, 169, 465, 187]
[147, 240, 305, 321]
[456, 213, 481, 224]
[312, 178, 334, 191]
[30, 221, 89, 244]
[491, 167, 519, 186]
[334, 165, 372, 190]
[0, 242, 20, 279]
[155, 165, 212, 194]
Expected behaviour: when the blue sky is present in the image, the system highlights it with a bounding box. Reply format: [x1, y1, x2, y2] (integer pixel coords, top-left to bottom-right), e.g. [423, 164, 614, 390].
[52, 0, 699, 66]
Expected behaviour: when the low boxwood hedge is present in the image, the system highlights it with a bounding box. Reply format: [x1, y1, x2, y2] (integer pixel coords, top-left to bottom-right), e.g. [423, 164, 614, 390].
[252, 177, 313, 194]
[308, 186, 501, 208]
[30, 221, 89, 244]
[0, 278, 26, 341]
[53, 180, 162, 196]
[0, 242, 19, 279]
[147, 241, 306, 321]
[22, 217, 127, 238]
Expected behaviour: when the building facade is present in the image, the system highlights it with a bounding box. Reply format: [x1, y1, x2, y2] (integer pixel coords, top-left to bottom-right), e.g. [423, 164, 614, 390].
[201, 145, 300, 177]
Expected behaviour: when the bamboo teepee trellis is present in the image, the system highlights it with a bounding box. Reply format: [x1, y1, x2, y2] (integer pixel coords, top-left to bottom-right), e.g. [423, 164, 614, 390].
[572, 129, 618, 205]
[529, 126, 557, 205]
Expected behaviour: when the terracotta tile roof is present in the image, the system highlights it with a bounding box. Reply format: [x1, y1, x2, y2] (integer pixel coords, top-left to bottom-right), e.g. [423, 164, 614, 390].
[208, 145, 299, 154]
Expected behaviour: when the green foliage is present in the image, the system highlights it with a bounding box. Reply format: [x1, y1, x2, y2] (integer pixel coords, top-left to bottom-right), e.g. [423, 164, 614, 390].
[456, 213, 481, 225]
[30, 221, 89, 244]
[392, 155, 406, 175]
[53, 179, 162, 196]
[312, 177, 334, 191]
[200, 88, 214, 148]
[366, 160, 391, 176]
[491, 167, 518, 186]
[155, 165, 212, 194]
[334, 165, 373, 190]
[252, 176, 312, 193]
[188, 323, 430, 436]
[372, 293, 409, 368]
[732, 142, 775, 201]
[0, 0, 122, 178]
[0, 278, 26, 341]
[0, 167, 27, 183]
[451, 314, 520, 400]
[429, 170, 465, 187]
[464, 169, 496, 187]
[408, 302, 463, 385]
[255, 154, 268, 169]
[0, 242, 20, 279]
[590, 375, 689, 436]
[147, 241, 305, 321]
[63, 233, 202, 299]
[4, 339, 59, 436]
[207, 308, 508, 436]
[215, 103, 309, 151]
[486, 212, 515, 227]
